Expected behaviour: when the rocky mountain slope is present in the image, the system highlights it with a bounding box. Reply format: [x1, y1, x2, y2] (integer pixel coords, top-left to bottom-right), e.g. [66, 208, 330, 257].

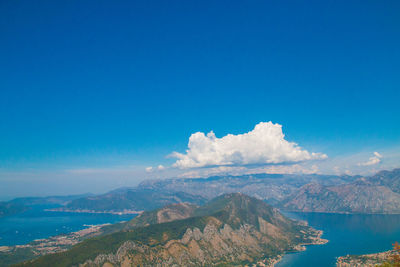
[367, 168, 400, 194]
[25, 169, 400, 215]
[57, 169, 400, 214]
[17, 193, 327, 267]
[137, 173, 357, 205]
[280, 169, 400, 214]
[55, 173, 358, 214]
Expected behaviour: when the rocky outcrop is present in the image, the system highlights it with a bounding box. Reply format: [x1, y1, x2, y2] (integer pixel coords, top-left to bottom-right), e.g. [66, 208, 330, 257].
[280, 177, 400, 214]
[82, 218, 325, 267]
[156, 203, 197, 224]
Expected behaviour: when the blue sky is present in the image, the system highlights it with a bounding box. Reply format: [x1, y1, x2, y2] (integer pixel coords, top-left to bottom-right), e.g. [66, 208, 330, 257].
[1, 0, 400, 198]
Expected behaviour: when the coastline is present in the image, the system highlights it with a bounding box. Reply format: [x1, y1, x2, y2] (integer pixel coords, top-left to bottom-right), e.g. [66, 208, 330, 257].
[283, 210, 400, 215]
[45, 208, 143, 215]
[0, 223, 113, 266]
[253, 254, 283, 267]
[257, 230, 328, 267]
[336, 249, 395, 266]
[1, 213, 329, 267]
[2, 223, 110, 251]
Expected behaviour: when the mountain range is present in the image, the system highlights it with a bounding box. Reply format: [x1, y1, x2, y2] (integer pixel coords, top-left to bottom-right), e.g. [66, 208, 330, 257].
[280, 169, 400, 213]
[3, 169, 399, 218]
[55, 168, 400, 214]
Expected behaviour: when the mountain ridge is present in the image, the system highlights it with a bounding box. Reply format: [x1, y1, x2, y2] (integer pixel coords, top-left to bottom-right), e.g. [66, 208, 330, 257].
[280, 169, 400, 214]
[16, 193, 327, 267]
[53, 169, 400, 214]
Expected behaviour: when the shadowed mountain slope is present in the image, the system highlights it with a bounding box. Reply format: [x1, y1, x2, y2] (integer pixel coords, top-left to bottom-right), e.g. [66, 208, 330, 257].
[280, 169, 400, 213]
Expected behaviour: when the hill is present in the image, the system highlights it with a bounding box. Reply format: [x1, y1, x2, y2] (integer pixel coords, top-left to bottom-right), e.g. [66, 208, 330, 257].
[16, 193, 327, 267]
[0, 202, 27, 218]
[60, 190, 206, 213]
[0, 194, 91, 218]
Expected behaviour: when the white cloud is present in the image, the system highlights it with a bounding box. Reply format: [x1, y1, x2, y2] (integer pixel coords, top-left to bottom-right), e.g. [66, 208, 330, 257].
[157, 165, 165, 171]
[145, 167, 153, 172]
[358, 151, 383, 166]
[146, 165, 165, 173]
[171, 122, 327, 169]
[345, 170, 353, 175]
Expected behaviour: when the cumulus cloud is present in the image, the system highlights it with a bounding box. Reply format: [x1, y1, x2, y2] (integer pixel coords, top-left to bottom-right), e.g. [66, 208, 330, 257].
[171, 122, 327, 169]
[146, 165, 166, 172]
[157, 165, 165, 171]
[358, 152, 383, 166]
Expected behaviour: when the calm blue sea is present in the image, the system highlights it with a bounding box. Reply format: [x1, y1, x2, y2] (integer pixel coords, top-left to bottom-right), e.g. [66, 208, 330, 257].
[0, 206, 136, 246]
[277, 212, 400, 267]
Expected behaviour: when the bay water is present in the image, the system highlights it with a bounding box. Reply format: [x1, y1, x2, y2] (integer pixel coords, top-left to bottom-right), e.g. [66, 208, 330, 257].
[277, 212, 400, 267]
[0, 206, 136, 246]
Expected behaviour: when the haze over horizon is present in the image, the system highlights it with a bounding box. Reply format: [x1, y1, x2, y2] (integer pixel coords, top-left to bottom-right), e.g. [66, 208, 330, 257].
[1, 0, 400, 198]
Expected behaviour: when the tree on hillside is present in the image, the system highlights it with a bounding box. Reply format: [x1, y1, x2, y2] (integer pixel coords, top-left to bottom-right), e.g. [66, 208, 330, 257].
[379, 242, 400, 267]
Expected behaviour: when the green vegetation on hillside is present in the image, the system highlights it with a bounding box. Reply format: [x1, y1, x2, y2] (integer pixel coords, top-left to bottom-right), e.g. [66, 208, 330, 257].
[16, 193, 323, 267]
[15, 216, 209, 267]
[65, 190, 206, 212]
[378, 242, 400, 267]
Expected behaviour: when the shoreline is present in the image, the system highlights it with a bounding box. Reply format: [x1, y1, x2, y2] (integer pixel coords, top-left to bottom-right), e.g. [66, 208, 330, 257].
[282, 210, 400, 215]
[0, 222, 114, 265]
[336, 249, 396, 266]
[45, 208, 143, 215]
[257, 230, 328, 267]
[254, 254, 283, 267]
[3, 223, 111, 249]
